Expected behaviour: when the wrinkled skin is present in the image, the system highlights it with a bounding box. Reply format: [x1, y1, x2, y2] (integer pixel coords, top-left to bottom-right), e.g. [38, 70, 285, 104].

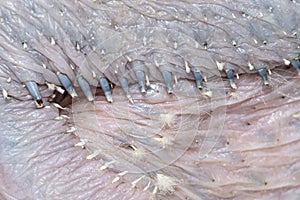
[0, 0, 300, 199]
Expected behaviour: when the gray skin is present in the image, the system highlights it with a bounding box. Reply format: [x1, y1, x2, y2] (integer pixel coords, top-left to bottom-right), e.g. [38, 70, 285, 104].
[0, 1, 300, 199]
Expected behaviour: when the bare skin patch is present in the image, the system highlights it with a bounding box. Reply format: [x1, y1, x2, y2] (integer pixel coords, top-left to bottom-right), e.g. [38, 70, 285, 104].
[0, 0, 300, 199]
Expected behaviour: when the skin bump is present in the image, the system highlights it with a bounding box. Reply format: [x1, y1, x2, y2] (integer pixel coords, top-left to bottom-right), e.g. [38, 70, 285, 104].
[0, 0, 300, 199]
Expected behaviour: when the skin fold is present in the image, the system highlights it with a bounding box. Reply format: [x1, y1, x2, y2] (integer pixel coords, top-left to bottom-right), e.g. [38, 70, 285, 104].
[0, 0, 300, 199]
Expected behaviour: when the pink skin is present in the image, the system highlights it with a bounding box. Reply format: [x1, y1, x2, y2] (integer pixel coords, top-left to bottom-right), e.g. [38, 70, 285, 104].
[0, 0, 300, 199]
[0, 66, 300, 199]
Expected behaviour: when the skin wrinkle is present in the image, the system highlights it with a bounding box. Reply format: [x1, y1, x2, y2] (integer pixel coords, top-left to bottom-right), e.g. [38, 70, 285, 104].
[0, 0, 300, 199]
